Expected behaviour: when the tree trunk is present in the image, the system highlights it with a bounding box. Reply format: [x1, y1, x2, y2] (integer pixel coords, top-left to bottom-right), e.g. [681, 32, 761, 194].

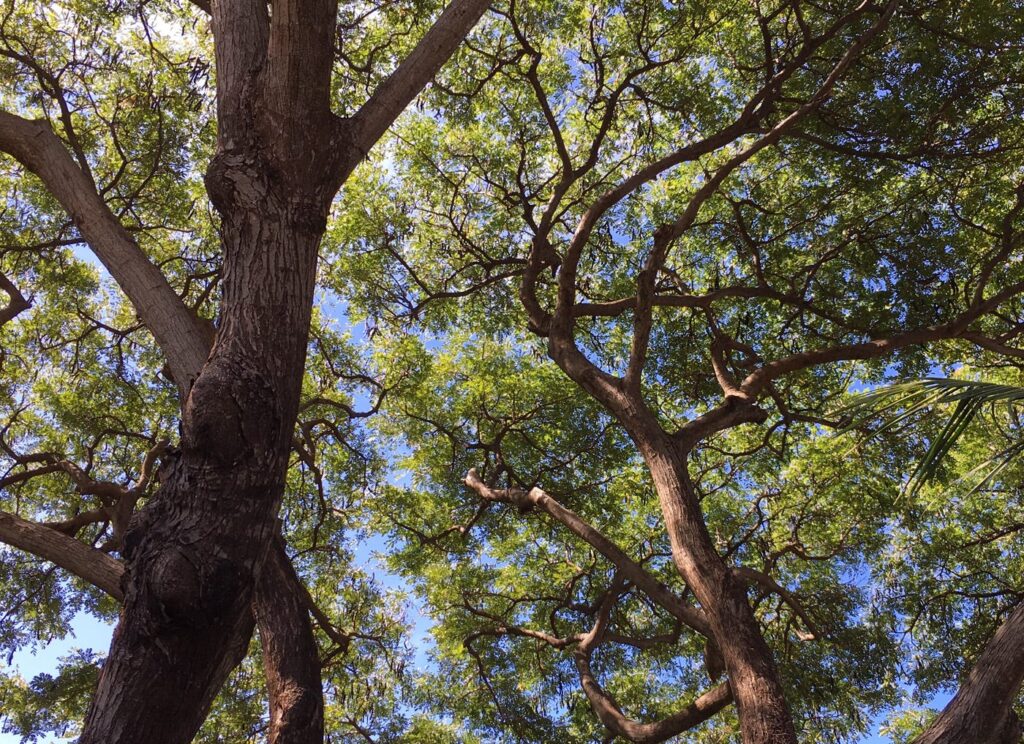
[66, 0, 490, 736]
[640, 435, 796, 744]
[914, 601, 1024, 744]
[254, 539, 325, 744]
[545, 313, 797, 743]
[78, 186, 331, 743]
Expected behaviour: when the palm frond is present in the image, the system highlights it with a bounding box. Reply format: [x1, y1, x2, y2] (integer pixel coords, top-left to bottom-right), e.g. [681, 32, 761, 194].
[839, 378, 1024, 496]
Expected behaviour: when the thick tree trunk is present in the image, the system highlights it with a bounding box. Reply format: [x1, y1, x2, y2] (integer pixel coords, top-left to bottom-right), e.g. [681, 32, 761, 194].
[78, 190, 330, 743]
[639, 436, 796, 744]
[254, 539, 325, 744]
[66, 0, 490, 737]
[913, 601, 1024, 744]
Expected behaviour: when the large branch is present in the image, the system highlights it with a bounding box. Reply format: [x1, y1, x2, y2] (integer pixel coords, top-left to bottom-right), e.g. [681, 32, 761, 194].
[573, 575, 730, 742]
[575, 653, 731, 744]
[0, 270, 30, 327]
[464, 469, 710, 636]
[0, 111, 211, 397]
[253, 538, 325, 744]
[913, 601, 1024, 744]
[738, 279, 1024, 398]
[0, 510, 124, 600]
[347, 0, 492, 163]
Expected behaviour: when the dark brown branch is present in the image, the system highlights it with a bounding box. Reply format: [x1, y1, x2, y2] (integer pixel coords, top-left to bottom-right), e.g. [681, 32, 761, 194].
[575, 657, 731, 744]
[253, 538, 325, 744]
[732, 566, 819, 641]
[572, 574, 731, 743]
[739, 280, 1024, 397]
[0, 111, 211, 397]
[0, 270, 30, 326]
[347, 0, 493, 164]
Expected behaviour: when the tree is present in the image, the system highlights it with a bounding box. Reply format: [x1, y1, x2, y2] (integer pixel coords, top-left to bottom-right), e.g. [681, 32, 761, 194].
[322, 0, 1024, 742]
[0, 0, 489, 742]
[3, 1, 1024, 744]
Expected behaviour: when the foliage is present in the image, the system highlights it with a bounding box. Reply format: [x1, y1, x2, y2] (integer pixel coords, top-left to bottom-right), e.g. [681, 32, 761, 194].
[2, 0, 1024, 741]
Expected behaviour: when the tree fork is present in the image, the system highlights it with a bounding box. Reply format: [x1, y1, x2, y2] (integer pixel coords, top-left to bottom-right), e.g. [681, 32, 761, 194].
[72, 0, 493, 738]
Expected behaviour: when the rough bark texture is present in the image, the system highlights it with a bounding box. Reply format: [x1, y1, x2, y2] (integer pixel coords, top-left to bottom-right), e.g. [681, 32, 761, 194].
[77, 192, 333, 743]
[913, 601, 1024, 744]
[74, 0, 343, 737]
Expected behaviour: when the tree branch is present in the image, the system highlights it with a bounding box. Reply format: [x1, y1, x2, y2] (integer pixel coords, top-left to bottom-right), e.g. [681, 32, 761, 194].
[0, 269, 30, 327]
[464, 468, 710, 636]
[346, 0, 492, 165]
[253, 538, 325, 744]
[0, 510, 124, 600]
[732, 566, 820, 641]
[0, 110, 211, 397]
[572, 574, 731, 743]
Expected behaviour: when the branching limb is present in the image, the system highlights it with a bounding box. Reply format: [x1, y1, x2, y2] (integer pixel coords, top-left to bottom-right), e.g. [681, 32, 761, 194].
[346, 0, 493, 168]
[626, 0, 901, 393]
[572, 575, 731, 743]
[0, 110, 211, 397]
[464, 468, 710, 636]
[0, 510, 124, 600]
[732, 566, 820, 641]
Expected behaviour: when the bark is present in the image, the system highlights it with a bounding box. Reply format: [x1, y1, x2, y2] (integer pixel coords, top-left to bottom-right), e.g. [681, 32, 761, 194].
[0, 0, 489, 739]
[913, 601, 1024, 744]
[0, 505, 325, 744]
[77, 195, 329, 744]
[0, 270, 30, 327]
[254, 539, 325, 744]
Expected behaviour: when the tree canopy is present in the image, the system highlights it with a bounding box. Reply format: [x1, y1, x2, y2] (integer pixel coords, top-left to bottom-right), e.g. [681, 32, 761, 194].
[1, 0, 1024, 742]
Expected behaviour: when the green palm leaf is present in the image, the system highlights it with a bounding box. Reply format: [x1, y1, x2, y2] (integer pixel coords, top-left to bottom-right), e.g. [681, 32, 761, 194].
[840, 378, 1024, 496]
